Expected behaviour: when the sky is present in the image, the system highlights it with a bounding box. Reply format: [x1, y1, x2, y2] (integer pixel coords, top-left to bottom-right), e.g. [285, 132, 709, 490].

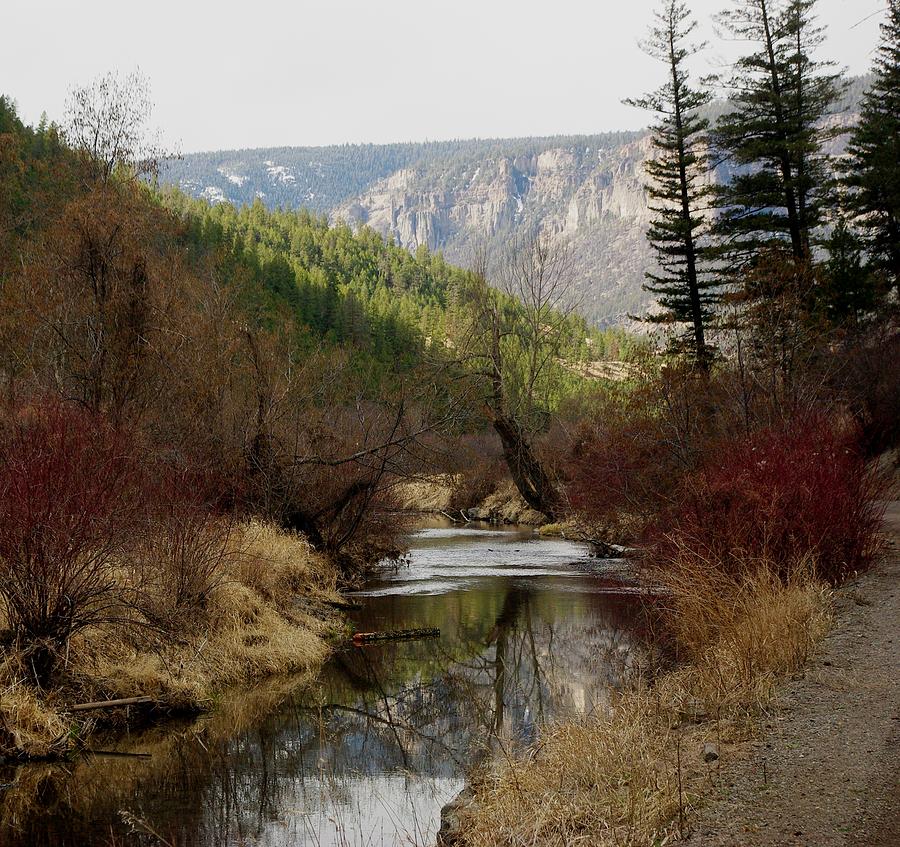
[2, 0, 888, 154]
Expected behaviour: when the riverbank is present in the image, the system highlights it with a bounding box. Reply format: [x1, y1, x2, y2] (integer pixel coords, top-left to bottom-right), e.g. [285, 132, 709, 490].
[397, 476, 547, 526]
[681, 501, 900, 846]
[443, 504, 899, 846]
[445, 562, 833, 845]
[0, 520, 344, 762]
[1, 521, 632, 846]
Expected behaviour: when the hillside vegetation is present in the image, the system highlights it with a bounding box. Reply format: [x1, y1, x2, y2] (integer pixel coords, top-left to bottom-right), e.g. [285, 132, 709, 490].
[162, 81, 870, 326]
[0, 12, 897, 841]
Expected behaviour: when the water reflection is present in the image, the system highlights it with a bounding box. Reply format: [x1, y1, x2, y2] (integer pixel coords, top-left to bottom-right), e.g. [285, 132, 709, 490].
[0, 522, 649, 847]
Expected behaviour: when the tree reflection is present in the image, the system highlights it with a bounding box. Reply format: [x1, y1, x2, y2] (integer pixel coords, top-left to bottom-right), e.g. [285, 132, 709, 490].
[1, 577, 652, 847]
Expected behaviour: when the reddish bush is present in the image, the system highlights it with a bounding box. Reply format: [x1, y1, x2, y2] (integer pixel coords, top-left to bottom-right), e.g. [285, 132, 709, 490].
[0, 402, 143, 680]
[650, 414, 885, 584]
[566, 410, 676, 531]
[563, 370, 715, 539]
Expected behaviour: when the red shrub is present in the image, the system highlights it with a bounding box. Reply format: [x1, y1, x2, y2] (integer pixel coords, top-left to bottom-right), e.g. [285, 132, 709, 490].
[566, 411, 677, 528]
[650, 414, 885, 584]
[0, 401, 143, 679]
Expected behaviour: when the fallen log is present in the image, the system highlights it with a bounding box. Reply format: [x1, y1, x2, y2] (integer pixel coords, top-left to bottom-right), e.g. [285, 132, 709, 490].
[69, 696, 155, 713]
[84, 749, 152, 759]
[351, 628, 440, 645]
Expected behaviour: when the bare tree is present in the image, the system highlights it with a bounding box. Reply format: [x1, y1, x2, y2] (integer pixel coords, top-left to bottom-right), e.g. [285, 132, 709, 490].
[65, 69, 170, 183]
[456, 231, 580, 519]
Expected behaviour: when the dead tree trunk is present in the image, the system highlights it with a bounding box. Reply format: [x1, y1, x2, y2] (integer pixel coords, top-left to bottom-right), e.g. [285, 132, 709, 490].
[491, 414, 558, 520]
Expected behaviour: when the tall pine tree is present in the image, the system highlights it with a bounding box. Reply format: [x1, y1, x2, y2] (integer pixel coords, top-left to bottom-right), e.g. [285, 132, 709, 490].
[626, 0, 717, 366]
[713, 0, 839, 267]
[843, 0, 900, 290]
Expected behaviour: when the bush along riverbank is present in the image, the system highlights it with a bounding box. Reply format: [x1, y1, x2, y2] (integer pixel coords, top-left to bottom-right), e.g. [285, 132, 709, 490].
[0, 404, 347, 761]
[0, 514, 344, 762]
[443, 415, 889, 847]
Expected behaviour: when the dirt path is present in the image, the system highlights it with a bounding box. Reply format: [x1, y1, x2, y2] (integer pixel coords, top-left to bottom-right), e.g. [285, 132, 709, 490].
[684, 502, 900, 846]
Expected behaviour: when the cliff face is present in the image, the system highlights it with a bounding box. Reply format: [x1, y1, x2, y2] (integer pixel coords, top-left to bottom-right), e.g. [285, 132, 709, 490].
[163, 84, 865, 327]
[336, 137, 656, 325]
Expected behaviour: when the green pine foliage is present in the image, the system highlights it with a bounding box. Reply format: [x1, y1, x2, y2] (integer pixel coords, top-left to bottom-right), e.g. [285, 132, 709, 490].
[713, 0, 839, 266]
[626, 0, 718, 366]
[157, 191, 628, 389]
[843, 0, 900, 289]
[161, 190, 467, 367]
[0, 96, 74, 255]
[820, 220, 882, 325]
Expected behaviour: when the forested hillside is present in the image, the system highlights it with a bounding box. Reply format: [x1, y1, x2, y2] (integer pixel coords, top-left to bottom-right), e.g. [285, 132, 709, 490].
[162, 192, 461, 363]
[159, 133, 641, 215]
[162, 80, 869, 326]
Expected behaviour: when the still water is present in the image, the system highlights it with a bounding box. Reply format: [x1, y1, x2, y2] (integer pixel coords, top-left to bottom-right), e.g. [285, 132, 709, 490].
[0, 522, 649, 847]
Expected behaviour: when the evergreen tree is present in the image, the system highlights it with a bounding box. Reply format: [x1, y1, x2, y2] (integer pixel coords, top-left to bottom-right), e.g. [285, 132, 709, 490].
[713, 0, 839, 267]
[821, 220, 881, 325]
[843, 0, 900, 290]
[626, 0, 717, 366]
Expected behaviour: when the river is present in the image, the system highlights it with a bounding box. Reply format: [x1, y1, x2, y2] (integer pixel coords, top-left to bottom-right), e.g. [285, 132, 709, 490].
[0, 521, 650, 847]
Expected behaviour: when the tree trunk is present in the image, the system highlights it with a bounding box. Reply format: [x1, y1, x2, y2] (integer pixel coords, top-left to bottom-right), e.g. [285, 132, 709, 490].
[492, 414, 558, 520]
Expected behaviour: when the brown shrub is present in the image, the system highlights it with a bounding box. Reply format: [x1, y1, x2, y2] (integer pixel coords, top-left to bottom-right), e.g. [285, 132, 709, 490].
[447, 433, 507, 512]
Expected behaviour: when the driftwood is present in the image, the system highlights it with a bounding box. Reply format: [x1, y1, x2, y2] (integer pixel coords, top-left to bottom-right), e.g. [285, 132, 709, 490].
[351, 628, 440, 645]
[69, 696, 155, 713]
[84, 749, 153, 758]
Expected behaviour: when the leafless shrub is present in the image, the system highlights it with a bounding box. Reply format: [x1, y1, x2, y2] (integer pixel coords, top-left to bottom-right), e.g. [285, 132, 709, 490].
[0, 401, 142, 683]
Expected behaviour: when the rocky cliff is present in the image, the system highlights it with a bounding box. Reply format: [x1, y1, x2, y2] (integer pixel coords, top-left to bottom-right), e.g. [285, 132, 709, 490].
[336, 136, 657, 325]
[162, 79, 866, 327]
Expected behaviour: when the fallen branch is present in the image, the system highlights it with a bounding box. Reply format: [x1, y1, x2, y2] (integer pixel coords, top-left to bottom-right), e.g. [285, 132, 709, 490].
[84, 749, 152, 758]
[68, 696, 155, 712]
[352, 628, 440, 645]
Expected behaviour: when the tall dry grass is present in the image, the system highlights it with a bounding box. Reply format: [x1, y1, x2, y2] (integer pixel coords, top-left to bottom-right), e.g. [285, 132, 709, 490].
[0, 518, 342, 758]
[72, 519, 342, 703]
[455, 552, 832, 847]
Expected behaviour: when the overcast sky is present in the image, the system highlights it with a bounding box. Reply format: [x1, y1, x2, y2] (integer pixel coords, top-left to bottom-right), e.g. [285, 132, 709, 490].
[3, 0, 887, 153]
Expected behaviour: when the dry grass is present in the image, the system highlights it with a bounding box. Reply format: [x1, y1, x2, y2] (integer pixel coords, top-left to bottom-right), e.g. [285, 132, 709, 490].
[455, 554, 832, 847]
[0, 518, 343, 757]
[396, 476, 457, 513]
[480, 481, 545, 525]
[0, 679, 71, 758]
[397, 475, 547, 525]
[227, 517, 340, 605]
[655, 551, 831, 717]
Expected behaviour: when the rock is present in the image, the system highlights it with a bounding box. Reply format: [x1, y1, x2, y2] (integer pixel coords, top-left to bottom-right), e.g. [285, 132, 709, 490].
[703, 742, 720, 763]
[438, 786, 476, 845]
[678, 697, 710, 723]
[466, 507, 491, 521]
[331, 140, 659, 325]
[592, 540, 629, 559]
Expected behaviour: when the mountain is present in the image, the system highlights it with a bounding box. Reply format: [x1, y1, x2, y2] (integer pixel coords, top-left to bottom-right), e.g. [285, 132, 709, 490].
[161, 132, 651, 326]
[160, 78, 869, 327]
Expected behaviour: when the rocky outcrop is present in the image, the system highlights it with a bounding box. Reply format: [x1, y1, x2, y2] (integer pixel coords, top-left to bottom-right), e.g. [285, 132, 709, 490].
[165, 86, 865, 327]
[335, 137, 657, 325]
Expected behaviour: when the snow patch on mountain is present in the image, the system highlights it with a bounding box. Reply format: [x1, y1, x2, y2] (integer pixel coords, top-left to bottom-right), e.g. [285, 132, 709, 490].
[266, 163, 296, 184]
[217, 166, 247, 187]
[201, 186, 227, 204]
